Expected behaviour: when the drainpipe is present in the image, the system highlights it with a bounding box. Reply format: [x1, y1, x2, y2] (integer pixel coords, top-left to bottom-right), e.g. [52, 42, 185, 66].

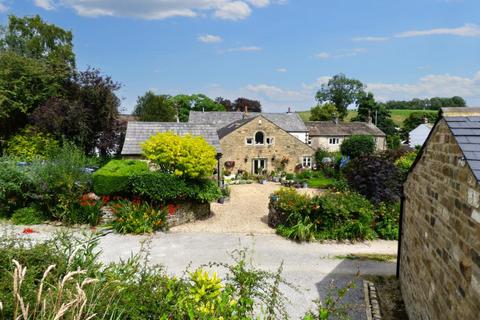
[396, 186, 405, 279]
[215, 153, 223, 188]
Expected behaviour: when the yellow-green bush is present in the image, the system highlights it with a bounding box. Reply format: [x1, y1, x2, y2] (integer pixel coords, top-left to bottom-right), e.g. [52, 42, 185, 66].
[142, 131, 216, 179]
[5, 126, 58, 161]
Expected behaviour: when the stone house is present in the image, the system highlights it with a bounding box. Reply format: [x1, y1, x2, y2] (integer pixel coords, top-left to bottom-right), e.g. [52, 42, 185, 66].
[305, 120, 386, 152]
[399, 107, 480, 320]
[217, 115, 316, 174]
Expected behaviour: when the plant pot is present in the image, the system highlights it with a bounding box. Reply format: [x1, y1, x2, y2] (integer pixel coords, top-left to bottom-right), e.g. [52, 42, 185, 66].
[270, 195, 279, 202]
[218, 197, 225, 204]
[261, 179, 267, 185]
[302, 182, 308, 188]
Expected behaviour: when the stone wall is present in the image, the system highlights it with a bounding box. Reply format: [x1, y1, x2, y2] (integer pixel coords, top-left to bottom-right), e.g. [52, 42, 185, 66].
[220, 116, 316, 173]
[166, 202, 211, 227]
[400, 119, 480, 320]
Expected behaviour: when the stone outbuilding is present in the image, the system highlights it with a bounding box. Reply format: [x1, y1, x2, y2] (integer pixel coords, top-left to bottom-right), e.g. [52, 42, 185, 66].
[399, 107, 480, 320]
[305, 120, 386, 152]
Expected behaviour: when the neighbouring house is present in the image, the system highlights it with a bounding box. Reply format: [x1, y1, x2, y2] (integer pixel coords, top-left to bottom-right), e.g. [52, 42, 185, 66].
[305, 119, 386, 152]
[399, 107, 480, 320]
[408, 121, 433, 148]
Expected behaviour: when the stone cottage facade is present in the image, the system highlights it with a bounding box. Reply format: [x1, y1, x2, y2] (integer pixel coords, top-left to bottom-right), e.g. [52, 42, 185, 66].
[217, 115, 316, 174]
[305, 120, 386, 152]
[399, 107, 480, 320]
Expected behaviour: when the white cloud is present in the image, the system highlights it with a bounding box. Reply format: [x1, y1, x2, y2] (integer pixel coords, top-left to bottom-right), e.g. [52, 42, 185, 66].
[247, 0, 270, 8]
[214, 1, 251, 20]
[245, 84, 307, 100]
[395, 23, 480, 38]
[198, 34, 222, 43]
[352, 36, 389, 42]
[223, 45, 262, 52]
[276, 68, 287, 73]
[36, 0, 277, 20]
[367, 71, 480, 103]
[315, 52, 331, 59]
[34, 0, 55, 10]
[315, 48, 366, 59]
[0, 1, 7, 12]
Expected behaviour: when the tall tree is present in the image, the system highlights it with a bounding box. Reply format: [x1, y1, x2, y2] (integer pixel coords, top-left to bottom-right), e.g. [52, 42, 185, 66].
[353, 92, 397, 136]
[0, 15, 75, 71]
[215, 97, 233, 111]
[233, 98, 262, 112]
[309, 103, 337, 121]
[133, 91, 176, 122]
[170, 94, 225, 122]
[315, 74, 365, 119]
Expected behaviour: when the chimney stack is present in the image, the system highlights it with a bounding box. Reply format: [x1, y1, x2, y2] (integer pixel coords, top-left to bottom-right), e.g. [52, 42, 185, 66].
[366, 110, 373, 125]
[287, 107, 291, 114]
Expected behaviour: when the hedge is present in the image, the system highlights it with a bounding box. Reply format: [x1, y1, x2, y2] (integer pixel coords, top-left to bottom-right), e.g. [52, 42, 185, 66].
[92, 160, 148, 195]
[130, 172, 221, 203]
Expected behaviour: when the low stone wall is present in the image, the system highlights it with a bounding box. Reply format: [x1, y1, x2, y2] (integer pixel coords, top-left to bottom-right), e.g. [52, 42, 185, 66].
[166, 202, 211, 227]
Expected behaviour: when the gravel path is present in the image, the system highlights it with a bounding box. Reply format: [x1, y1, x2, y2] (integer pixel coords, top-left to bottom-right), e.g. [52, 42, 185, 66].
[171, 182, 321, 234]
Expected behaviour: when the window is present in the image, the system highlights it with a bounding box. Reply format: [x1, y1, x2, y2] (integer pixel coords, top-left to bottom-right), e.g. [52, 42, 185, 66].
[266, 137, 274, 145]
[246, 137, 253, 145]
[303, 156, 312, 168]
[329, 137, 340, 145]
[306, 133, 311, 145]
[255, 131, 265, 145]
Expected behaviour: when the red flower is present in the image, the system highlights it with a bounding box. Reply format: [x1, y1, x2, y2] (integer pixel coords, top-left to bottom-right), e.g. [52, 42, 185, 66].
[22, 228, 35, 234]
[167, 204, 178, 215]
[132, 197, 142, 205]
[102, 195, 111, 204]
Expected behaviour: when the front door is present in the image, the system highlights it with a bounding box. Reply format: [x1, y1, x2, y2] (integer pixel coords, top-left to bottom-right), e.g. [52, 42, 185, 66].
[253, 158, 267, 175]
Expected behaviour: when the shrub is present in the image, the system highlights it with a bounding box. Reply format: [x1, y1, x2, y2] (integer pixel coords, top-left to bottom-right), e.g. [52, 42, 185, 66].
[92, 159, 148, 195]
[142, 131, 217, 179]
[395, 151, 418, 175]
[343, 155, 403, 204]
[0, 158, 34, 216]
[29, 144, 92, 222]
[130, 172, 221, 203]
[4, 126, 59, 161]
[340, 135, 375, 159]
[11, 207, 45, 225]
[271, 188, 393, 241]
[111, 200, 168, 234]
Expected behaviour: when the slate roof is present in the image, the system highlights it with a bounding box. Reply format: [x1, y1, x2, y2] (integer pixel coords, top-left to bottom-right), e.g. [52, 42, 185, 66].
[189, 111, 308, 132]
[121, 122, 222, 155]
[443, 107, 480, 181]
[305, 121, 386, 137]
[217, 117, 255, 139]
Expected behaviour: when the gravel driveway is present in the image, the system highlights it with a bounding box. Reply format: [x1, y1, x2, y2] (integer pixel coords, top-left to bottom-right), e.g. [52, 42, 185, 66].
[171, 182, 321, 234]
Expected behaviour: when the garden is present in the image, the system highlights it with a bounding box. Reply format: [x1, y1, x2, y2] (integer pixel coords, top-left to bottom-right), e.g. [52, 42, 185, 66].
[0, 232, 356, 320]
[0, 131, 222, 234]
[268, 135, 418, 242]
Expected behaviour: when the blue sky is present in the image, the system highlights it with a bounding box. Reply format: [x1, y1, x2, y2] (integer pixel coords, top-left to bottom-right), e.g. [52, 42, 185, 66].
[1, 0, 479, 112]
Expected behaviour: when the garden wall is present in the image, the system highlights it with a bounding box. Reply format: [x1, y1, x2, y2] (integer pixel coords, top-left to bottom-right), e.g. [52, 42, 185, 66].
[166, 202, 211, 227]
[400, 120, 480, 319]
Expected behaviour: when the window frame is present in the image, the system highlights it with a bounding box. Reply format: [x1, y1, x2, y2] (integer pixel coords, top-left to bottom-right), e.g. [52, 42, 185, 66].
[328, 137, 340, 145]
[302, 156, 312, 168]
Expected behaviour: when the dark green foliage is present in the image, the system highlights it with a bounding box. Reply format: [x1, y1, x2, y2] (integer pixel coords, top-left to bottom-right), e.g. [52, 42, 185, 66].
[343, 155, 403, 204]
[11, 206, 45, 225]
[0, 158, 34, 216]
[382, 96, 466, 110]
[353, 91, 397, 136]
[374, 202, 400, 240]
[272, 188, 382, 241]
[309, 103, 337, 121]
[170, 94, 225, 122]
[92, 160, 148, 195]
[129, 172, 221, 203]
[133, 91, 176, 121]
[316, 74, 365, 119]
[340, 135, 375, 159]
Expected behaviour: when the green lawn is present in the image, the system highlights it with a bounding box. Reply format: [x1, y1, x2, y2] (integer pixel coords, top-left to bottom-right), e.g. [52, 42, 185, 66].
[307, 176, 336, 188]
[297, 109, 437, 126]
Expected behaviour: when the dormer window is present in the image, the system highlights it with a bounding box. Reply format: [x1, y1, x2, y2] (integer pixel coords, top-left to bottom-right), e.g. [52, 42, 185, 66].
[255, 131, 265, 145]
